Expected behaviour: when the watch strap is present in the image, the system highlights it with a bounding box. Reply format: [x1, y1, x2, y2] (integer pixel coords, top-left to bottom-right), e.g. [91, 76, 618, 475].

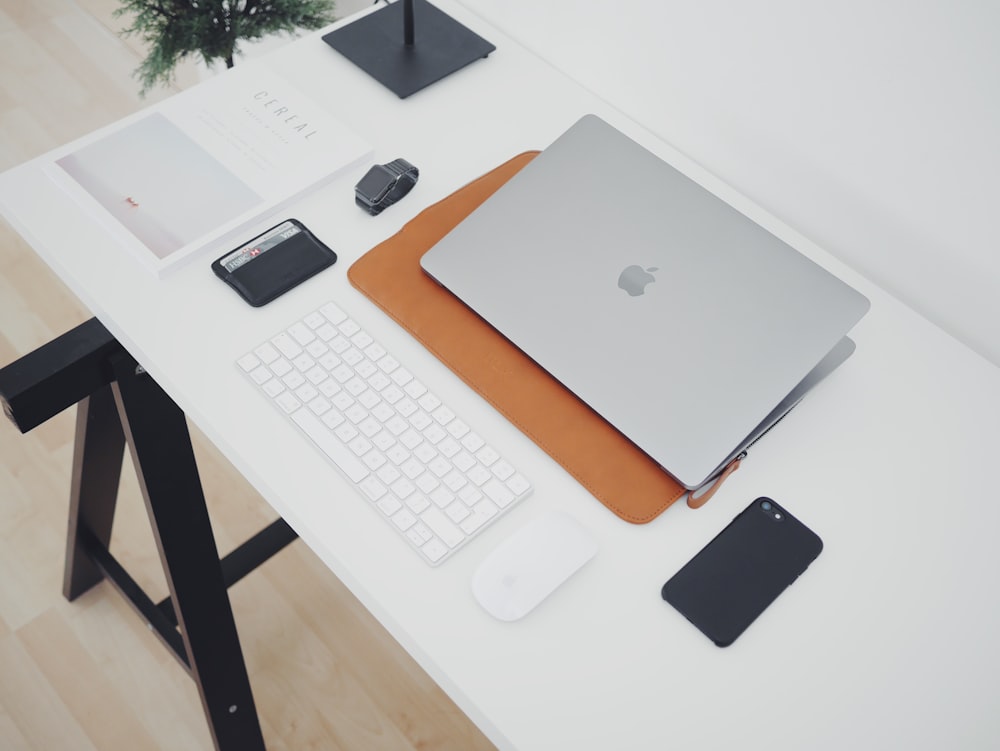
[359, 158, 419, 215]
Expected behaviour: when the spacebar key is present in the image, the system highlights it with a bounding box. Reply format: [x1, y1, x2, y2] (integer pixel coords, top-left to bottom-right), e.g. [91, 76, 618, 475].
[291, 409, 369, 483]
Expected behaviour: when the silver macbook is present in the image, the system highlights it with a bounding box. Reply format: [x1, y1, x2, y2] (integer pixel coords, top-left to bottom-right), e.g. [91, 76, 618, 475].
[421, 115, 870, 490]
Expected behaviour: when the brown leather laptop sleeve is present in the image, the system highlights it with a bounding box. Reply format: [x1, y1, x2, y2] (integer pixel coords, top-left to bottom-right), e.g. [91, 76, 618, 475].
[348, 152, 689, 523]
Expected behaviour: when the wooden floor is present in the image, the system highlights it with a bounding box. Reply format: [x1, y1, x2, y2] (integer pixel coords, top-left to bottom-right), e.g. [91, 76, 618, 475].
[0, 1, 496, 749]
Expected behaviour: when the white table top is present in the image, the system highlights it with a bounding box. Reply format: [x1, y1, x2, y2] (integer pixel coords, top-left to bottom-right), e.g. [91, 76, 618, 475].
[2, 2, 999, 749]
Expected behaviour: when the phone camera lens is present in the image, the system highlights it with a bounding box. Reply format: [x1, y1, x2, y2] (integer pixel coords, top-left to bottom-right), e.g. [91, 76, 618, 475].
[761, 501, 772, 511]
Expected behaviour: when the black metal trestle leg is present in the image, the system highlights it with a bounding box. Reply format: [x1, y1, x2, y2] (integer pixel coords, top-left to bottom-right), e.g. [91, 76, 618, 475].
[63, 383, 126, 601]
[1, 319, 292, 751]
[103, 352, 267, 751]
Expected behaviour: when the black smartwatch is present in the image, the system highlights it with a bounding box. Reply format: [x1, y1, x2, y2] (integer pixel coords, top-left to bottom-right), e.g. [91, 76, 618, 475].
[354, 158, 419, 216]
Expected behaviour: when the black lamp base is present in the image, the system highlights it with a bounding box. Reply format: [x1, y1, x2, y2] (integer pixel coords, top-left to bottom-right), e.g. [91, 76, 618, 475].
[322, 0, 496, 99]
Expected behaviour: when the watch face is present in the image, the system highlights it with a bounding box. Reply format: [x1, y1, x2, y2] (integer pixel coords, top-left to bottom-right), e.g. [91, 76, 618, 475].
[356, 165, 393, 202]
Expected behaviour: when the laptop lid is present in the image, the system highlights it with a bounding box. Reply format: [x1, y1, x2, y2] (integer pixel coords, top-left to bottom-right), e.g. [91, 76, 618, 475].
[421, 115, 870, 489]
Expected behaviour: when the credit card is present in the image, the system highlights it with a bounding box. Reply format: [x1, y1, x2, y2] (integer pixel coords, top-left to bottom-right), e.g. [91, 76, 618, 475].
[218, 220, 302, 273]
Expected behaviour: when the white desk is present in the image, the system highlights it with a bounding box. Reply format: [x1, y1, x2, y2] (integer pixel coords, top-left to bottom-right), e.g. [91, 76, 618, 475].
[2, 2, 999, 748]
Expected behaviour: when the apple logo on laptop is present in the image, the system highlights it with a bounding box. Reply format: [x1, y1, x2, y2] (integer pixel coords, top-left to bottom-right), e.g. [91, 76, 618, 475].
[618, 265, 658, 296]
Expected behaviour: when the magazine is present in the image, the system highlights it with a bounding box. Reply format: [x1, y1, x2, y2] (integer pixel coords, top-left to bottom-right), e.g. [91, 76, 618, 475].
[45, 60, 372, 276]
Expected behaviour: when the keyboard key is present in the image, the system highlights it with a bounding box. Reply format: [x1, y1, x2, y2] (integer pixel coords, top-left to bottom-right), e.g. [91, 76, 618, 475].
[304, 311, 326, 329]
[316, 323, 338, 341]
[368, 372, 392, 392]
[459, 499, 499, 535]
[410, 410, 433, 431]
[418, 392, 441, 412]
[308, 397, 331, 416]
[468, 465, 493, 487]
[390, 366, 412, 385]
[415, 473, 440, 494]
[322, 411, 344, 430]
[443, 471, 468, 492]
[360, 477, 387, 501]
[483, 478, 515, 508]
[320, 302, 347, 324]
[400, 458, 425, 480]
[275, 392, 300, 414]
[385, 445, 409, 465]
[404, 379, 426, 398]
[396, 398, 418, 417]
[391, 478, 416, 499]
[238, 353, 261, 372]
[272, 332, 301, 359]
[288, 322, 315, 346]
[331, 392, 354, 411]
[453, 452, 476, 472]
[445, 501, 471, 524]
[392, 508, 417, 531]
[438, 438, 461, 458]
[254, 343, 280, 364]
[407, 524, 432, 546]
[377, 354, 400, 374]
[294, 383, 318, 404]
[339, 319, 361, 337]
[377, 496, 402, 516]
[492, 460, 515, 481]
[270, 358, 293, 377]
[262, 379, 285, 398]
[507, 474, 531, 496]
[363, 451, 387, 472]
[423, 424, 447, 445]
[378, 464, 401, 485]
[432, 405, 456, 426]
[364, 342, 386, 361]
[306, 340, 328, 358]
[459, 485, 483, 506]
[461, 432, 485, 452]
[406, 494, 431, 514]
[305, 366, 327, 385]
[421, 539, 448, 563]
[351, 331, 374, 349]
[429, 487, 454, 508]
[476, 445, 500, 467]
[447, 419, 470, 439]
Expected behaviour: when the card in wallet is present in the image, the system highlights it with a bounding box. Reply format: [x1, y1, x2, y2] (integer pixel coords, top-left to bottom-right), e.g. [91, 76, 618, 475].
[348, 153, 739, 524]
[212, 219, 336, 307]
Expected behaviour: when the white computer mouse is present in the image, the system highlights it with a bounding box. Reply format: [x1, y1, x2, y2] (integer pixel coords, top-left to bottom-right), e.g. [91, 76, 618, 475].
[471, 511, 598, 621]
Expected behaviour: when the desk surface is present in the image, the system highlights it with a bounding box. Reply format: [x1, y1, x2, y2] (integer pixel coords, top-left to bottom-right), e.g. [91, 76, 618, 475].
[2, 2, 999, 749]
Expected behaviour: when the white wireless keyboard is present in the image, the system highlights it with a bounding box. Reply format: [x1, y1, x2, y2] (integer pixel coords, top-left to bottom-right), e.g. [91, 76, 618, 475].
[237, 301, 532, 565]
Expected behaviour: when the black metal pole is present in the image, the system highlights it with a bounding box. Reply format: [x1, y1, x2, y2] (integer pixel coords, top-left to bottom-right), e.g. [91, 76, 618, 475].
[403, 0, 415, 46]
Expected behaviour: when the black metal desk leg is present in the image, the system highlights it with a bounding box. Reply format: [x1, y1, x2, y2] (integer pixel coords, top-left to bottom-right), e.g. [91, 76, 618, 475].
[109, 353, 266, 751]
[63, 384, 127, 600]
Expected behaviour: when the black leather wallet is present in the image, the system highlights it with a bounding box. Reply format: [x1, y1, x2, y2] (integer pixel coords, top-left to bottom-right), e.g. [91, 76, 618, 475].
[211, 219, 336, 307]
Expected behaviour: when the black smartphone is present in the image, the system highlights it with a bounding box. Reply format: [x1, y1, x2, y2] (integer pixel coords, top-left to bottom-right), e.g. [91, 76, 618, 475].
[661, 497, 823, 647]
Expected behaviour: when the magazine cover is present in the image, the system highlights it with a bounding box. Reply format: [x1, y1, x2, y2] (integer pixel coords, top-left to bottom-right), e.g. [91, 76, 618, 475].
[46, 60, 372, 276]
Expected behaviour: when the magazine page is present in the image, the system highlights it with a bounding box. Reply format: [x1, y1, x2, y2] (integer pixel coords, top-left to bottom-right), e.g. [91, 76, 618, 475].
[46, 60, 372, 276]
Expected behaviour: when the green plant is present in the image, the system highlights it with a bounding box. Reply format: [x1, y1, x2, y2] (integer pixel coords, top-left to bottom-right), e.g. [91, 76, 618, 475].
[116, 0, 338, 94]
